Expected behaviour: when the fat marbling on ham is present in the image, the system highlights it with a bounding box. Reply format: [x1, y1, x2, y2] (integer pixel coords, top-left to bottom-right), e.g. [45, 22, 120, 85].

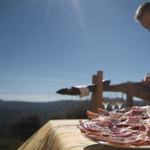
[78, 105, 150, 146]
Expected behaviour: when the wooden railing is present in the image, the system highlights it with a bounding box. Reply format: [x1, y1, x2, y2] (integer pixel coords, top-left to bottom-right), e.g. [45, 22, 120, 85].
[57, 70, 150, 112]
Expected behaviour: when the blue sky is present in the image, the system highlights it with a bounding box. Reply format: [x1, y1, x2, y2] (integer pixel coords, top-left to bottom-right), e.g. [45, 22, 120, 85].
[0, 0, 150, 102]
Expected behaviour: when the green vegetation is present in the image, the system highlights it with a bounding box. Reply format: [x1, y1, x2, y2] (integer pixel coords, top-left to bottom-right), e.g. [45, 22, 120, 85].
[0, 99, 148, 149]
[0, 138, 23, 150]
[0, 100, 91, 150]
[6, 113, 42, 141]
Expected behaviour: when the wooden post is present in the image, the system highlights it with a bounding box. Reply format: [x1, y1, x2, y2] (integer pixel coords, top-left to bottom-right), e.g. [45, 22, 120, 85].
[91, 71, 103, 112]
[126, 94, 133, 107]
[91, 75, 97, 112]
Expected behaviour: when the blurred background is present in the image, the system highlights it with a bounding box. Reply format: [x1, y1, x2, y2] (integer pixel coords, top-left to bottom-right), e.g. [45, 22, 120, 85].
[0, 0, 150, 149]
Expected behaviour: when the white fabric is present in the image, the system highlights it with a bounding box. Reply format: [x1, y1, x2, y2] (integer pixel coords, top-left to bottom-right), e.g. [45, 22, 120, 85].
[74, 86, 90, 98]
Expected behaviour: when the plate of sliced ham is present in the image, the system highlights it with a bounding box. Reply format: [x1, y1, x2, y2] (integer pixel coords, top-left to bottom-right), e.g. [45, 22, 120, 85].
[78, 106, 150, 149]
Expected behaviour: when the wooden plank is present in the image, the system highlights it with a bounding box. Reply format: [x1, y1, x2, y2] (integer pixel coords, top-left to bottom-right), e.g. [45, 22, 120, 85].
[91, 71, 103, 112]
[96, 71, 103, 109]
[91, 75, 97, 112]
[126, 94, 133, 107]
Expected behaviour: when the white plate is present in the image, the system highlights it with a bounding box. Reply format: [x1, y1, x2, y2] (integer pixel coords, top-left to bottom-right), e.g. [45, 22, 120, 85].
[82, 133, 150, 149]
[98, 141, 150, 149]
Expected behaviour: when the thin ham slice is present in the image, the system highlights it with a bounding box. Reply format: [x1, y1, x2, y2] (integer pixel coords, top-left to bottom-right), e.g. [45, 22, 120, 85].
[78, 105, 150, 146]
[97, 108, 109, 116]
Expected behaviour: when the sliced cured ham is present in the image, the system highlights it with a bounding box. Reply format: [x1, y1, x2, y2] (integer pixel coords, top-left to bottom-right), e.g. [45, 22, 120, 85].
[78, 105, 150, 146]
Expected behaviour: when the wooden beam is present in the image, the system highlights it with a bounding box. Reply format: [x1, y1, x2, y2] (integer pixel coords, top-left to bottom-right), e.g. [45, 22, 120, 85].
[96, 71, 103, 109]
[91, 75, 97, 112]
[126, 94, 133, 107]
[91, 71, 103, 112]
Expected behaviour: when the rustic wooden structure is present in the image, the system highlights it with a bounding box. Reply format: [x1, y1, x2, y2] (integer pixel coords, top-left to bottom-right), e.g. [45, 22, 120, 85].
[56, 71, 150, 112]
[90, 71, 103, 112]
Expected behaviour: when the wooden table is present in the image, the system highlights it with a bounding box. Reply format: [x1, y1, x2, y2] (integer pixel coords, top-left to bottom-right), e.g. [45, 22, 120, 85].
[18, 119, 135, 150]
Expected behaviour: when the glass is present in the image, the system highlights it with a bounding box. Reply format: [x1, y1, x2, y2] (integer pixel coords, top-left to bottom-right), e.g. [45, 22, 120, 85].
[116, 92, 124, 109]
[110, 92, 116, 111]
[102, 97, 109, 110]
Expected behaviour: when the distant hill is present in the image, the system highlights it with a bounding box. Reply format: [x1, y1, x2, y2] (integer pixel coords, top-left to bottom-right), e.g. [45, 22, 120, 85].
[0, 98, 148, 113]
[0, 99, 80, 113]
[0, 99, 148, 133]
[0, 99, 88, 132]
